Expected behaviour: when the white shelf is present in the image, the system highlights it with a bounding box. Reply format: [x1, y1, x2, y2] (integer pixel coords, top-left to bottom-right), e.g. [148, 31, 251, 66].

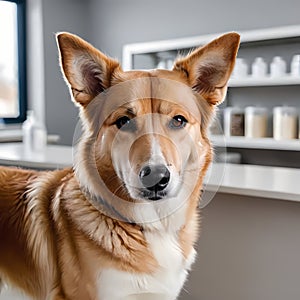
[228, 75, 300, 87]
[122, 24, 300, 70]
[211, 135, 300, 151]
[121, 26, 300, 155]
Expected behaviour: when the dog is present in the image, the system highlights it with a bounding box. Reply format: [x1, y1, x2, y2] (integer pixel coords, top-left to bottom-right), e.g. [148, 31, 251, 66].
[0, 32, 239, 299]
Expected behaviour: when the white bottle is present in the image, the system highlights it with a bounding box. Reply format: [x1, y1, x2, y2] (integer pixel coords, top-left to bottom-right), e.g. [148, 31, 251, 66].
[22, 110, 47, 153]
[232, 58, 248, 78]
[251, 57, 267, 78]
[291, 54, 300, 77]
[270, 56, 287, 77]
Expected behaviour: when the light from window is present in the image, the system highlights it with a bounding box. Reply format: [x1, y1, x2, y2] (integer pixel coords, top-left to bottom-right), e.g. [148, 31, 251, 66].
[0, 1, 19, 118]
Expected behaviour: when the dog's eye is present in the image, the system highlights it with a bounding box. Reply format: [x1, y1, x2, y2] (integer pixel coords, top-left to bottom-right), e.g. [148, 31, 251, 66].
[169, 115, 188, 129]
[115, 116, 137, 132]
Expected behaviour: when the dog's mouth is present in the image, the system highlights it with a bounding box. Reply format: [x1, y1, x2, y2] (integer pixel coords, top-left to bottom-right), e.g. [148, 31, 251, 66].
[140, 189, 167, 201]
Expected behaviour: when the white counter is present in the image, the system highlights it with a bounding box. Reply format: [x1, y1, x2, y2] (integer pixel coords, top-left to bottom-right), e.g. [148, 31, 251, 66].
[0, 143, 299, 202]
[0, 128, 60, 143]
[205, 163, 300, 202]
[0, 143, 72, 169]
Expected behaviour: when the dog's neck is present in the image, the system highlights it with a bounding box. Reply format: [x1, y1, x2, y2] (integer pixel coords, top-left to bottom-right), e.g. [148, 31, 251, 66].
[80, 186, 136, 224]
[75, 176, 194, 234]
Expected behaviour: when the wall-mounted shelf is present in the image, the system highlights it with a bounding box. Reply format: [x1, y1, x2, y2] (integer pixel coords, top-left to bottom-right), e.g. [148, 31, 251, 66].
[122, 24, 300, 70]
[229, 76, 300, 87]
[211, 135, 300, 151]
[122, 25, 300, 167]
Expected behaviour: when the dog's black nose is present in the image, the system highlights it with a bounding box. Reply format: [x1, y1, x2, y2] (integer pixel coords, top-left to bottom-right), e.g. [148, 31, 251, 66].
[139, 164, 170, 192]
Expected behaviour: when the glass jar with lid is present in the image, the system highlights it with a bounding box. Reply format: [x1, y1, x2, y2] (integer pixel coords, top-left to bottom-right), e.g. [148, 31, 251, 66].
[223, 107, 245, 137]
[273, 106, 298, 140]
[245, 106, 268, 138]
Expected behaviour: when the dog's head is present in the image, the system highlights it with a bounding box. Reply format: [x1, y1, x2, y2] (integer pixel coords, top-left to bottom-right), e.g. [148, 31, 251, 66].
[56, 32, 239, 223]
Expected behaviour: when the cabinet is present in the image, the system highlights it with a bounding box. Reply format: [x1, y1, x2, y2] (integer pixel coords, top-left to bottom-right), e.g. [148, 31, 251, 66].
[122, 25, 300, 159]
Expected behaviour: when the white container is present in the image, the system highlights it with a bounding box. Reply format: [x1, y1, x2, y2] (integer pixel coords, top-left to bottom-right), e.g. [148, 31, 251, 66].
[157, 59, 167, 69]
[291, 54, 300, 76]
[245, 106, 268, 138]
[157, 58, 174, 70]
[270, 56, 287, 77]
[232, 58, 248, 78]
[224, 107, 245, 137]
[273, 106, 298, 140]
[22, 110, 47, 153]
[251, 57, 268, 77]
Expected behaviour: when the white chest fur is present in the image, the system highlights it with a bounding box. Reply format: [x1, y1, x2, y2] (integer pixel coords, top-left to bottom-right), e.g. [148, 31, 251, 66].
[97, 231, 196, 300]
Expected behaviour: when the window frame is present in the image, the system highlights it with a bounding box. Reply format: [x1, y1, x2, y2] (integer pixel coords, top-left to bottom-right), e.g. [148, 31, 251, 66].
[1, 0, 27, 124]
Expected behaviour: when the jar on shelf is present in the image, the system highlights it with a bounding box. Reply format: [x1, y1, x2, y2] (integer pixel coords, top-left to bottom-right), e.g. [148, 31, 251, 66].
[156, 52, 175, 70]
[251, 57, 268, 78]
[291, 54, 300, 77]
[232, 58, 248, 78]
[273, 106, 298, 140]
[245, 106, 268, 138]
[270, 56, 287, 77]
[224, 107, 245, 137]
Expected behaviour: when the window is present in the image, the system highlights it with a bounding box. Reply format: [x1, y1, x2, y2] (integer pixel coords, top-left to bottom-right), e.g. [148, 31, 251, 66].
[0, 0, 26, 124]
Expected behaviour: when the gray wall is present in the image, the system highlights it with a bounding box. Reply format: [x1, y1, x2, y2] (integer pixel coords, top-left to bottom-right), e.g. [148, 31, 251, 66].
[88, 0, 300, 60]
[42, 0, 91, 145]
[42, 0, 300, 145]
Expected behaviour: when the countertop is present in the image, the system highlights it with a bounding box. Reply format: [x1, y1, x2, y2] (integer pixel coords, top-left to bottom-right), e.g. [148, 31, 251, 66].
[204, 163, 300, 202]
[0, 128, 60, 143]
[0, 143, 72, 170]
[0, 143, 299, 202]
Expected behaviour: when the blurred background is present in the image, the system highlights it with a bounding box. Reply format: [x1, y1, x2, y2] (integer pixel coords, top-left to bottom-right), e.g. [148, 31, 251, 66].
[1, 0, 300, 299]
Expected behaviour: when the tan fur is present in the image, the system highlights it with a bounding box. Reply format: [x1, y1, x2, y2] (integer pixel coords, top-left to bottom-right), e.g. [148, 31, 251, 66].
[0, 32, 239, 299]
[0, 167, 157, 299]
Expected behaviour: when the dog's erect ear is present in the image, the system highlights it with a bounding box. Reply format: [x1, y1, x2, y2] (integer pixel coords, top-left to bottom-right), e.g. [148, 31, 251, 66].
[173, 33, 240, 106]
[56, 32, 121, 107]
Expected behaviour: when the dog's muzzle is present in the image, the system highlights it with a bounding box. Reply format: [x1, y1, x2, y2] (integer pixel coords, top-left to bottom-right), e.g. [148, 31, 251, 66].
[139, 164, 170, 200]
